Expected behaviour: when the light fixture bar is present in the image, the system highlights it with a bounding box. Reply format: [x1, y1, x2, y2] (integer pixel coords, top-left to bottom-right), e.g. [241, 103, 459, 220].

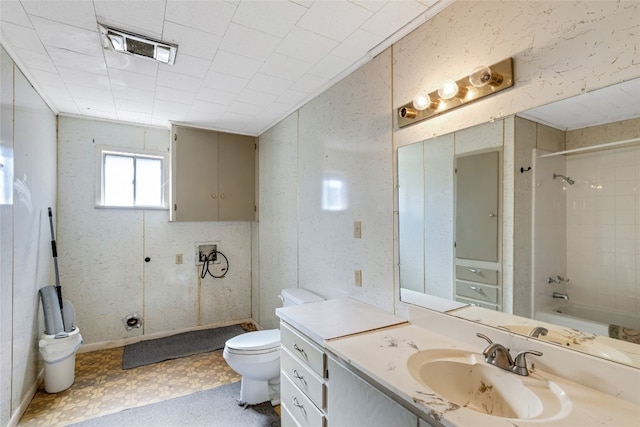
[397, 58, 513, 128]
[98, 23, 178, 65]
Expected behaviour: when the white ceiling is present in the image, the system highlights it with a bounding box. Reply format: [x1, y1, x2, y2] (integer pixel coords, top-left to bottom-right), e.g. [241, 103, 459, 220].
[0, 0, 451, 136]
[518, 77, 640, 131]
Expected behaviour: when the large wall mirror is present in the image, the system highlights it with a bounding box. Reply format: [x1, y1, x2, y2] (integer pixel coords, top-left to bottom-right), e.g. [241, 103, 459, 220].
[398, 78, 640, 368]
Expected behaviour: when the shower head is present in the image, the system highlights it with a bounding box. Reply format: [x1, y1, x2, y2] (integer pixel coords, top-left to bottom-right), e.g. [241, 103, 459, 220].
[553, 173, 575, 185]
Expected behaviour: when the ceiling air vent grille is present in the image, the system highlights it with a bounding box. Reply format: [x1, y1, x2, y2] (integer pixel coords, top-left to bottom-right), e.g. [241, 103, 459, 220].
[98, 23, 177, 65]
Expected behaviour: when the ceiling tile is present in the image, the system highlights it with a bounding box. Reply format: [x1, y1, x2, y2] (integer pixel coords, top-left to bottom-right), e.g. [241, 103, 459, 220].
[331, 28, 384, 60]
[94, 0, 167, 38]
[189, 99, 227, 115]
[111, 86, 155, 104]
[162, 21, 222, 60]
[58, 67, 110, 89]
[210, 50, 262, 80]
[47, 46, 107, 74]
[247, 73, 292, 96]
[361, 1, 426, 38]
[297, 1, 372, 42]
[218, 23, 282, 62]
[232, 1, 307, 38]
[159, 53, 210, 79]
[228, 100, 265, 116]
[156, 69, 202, 92]
[308, 54, 352, 80]
[103, 50, 159, 75]
[118, 110, 153, 124]
[289, 73, 329, 94]
[30, 16, 102, 56]
[260, 53, 312, 82]
[349, 1, 388, 13]
[195, 87, 238, 106]
[165, 0, 237, 36]
[22, 0, 96, 31]
[0, 21, 47, 53]
[202, 70, 249, 94]
[0, 1, 32, 27]
[153, 98, 189, 117]
[12, 49, 57, 73]
[29, 69, 67, 89]
[276, 27, 337, 64]
[108, 68, 157, 92]
[236, 89, 278, 108]
[155, 86, 196, 105]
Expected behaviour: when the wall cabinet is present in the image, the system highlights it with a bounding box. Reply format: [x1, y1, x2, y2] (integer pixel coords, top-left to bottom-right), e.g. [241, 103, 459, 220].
[455, 150, 501, 310]
[170, 125, 256, 221]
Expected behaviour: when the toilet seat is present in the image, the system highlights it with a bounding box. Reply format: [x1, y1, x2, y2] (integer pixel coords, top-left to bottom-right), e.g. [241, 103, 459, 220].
[225, 329, 280, 355]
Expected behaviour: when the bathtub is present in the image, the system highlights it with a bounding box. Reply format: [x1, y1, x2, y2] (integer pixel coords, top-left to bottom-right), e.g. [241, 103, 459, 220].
[536, 304, 640, 337]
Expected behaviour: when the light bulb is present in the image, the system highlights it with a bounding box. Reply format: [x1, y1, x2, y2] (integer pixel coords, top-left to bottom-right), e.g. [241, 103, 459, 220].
[438, 80, 460, 100]
[469, 65, 503, 88]
[412, 92, 432, 111]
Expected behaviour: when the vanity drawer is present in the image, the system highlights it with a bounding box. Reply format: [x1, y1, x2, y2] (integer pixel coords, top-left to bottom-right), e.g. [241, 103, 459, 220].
[281, 403, 302, 427]
[281, 346, 325, 409]
[282, 373, 325, 427]
[281, 322, 325, 377]
[455, 265, 498, 285]
[456, 280, 498, 303]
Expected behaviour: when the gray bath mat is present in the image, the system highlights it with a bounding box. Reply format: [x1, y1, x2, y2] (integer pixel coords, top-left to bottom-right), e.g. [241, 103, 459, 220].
[68, 381, 280, 427]
[122, 324, 245, 369]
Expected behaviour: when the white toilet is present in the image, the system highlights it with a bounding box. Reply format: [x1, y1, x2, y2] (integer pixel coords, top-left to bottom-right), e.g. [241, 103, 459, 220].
[223, 288, 324, 405]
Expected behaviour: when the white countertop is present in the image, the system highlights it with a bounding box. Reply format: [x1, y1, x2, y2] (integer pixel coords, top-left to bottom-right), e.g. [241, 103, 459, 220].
[276, 297, 407, 345]
[326, 323, 640, 427]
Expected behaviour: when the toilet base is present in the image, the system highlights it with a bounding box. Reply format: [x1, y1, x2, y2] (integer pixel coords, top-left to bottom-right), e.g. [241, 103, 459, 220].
[238, 376, 280, 406]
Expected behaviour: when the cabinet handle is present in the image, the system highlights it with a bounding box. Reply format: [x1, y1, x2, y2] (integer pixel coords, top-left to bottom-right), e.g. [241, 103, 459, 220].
[220, 193, 225, 199]
[211, 194, 216, 199]
[489, 213, 496, 217]
[468, 268, 481, 274]
[293, 344, 307, 359]
[293, 397, 307, 415]
[293, 369, 307, 386]
[469, 285, 485, 295]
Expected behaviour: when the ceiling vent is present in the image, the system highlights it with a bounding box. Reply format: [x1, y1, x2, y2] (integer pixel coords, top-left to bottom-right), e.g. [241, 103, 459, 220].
[98, 23, 178, 65]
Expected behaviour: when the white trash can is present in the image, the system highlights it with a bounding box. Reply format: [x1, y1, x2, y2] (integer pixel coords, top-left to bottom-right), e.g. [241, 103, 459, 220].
[39, 327, 82, 393]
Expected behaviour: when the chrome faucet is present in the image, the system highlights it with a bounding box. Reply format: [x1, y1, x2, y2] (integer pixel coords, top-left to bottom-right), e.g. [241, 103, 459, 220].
[476, 333, 542, 376]
[552, 292, 569, 300]
[528, 327, 548, 338]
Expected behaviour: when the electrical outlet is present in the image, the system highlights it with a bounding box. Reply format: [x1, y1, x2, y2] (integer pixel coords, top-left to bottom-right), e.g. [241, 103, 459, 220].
[195, 241, 220, 265]
[354, 269, 362, 287]
[354, 221, 362, 238]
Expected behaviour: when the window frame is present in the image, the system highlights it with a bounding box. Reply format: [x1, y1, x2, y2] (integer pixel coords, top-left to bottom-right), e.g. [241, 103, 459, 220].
[95, 145, 169, 210]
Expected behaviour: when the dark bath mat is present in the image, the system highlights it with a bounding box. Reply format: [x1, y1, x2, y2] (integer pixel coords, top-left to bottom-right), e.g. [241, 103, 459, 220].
[122, 324, 245, 369]
[68, 381, 280, 427]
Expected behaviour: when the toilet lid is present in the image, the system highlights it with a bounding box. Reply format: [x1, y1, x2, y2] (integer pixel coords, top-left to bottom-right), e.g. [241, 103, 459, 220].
[225, 329, 280, 351]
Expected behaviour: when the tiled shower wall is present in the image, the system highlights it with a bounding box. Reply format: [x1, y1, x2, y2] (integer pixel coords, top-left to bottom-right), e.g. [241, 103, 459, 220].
[565, 145, 640, 316]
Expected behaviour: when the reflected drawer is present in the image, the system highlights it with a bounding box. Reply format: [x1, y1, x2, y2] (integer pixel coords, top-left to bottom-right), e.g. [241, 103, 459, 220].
[282, 374, 325, 427]
[281, 322, 325, 377]
[456, 295, 500, 311]
[455, 265, 498, 285]
[456, 280, 498, 303]
[281, 347, 325, 409]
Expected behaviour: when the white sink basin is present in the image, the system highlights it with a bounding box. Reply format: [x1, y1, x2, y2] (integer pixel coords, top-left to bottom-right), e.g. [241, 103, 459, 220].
[501, 325, 632, 364]
[407, 349, 571, 421]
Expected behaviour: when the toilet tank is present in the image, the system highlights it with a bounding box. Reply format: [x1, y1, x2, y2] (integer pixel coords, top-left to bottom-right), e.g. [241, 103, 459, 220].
[280, 288, 324, 307]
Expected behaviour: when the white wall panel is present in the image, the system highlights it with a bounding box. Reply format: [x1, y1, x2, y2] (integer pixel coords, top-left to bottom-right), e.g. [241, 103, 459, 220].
[11, 66, 56, 417]
[297, 49, 394, 311]
[257, 113, 299, 329]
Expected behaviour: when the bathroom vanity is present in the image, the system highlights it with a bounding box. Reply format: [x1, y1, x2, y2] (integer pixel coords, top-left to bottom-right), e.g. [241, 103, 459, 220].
[277, 297, 640, 426]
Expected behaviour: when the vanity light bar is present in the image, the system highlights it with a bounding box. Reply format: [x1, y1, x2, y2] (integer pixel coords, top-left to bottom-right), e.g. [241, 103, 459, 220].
[397, 58, 514, 128]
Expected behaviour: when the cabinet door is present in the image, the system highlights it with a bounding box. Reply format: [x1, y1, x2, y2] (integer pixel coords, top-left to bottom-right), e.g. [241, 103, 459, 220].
[218, 133, 255, 221]
[327, 356, 418, 427]
[455, 151, 499, 261]
[172, 126, 219, 221]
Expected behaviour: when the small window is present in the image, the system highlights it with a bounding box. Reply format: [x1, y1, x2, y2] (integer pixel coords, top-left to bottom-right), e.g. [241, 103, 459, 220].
[96, 146, 168, 209]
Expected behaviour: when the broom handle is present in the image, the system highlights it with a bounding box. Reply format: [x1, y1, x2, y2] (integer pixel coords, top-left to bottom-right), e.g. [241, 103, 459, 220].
[48, 208, 63, 309]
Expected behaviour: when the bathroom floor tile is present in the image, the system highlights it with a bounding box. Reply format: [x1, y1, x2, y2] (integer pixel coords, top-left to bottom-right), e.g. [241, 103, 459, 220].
[17, 325, 261, 426]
